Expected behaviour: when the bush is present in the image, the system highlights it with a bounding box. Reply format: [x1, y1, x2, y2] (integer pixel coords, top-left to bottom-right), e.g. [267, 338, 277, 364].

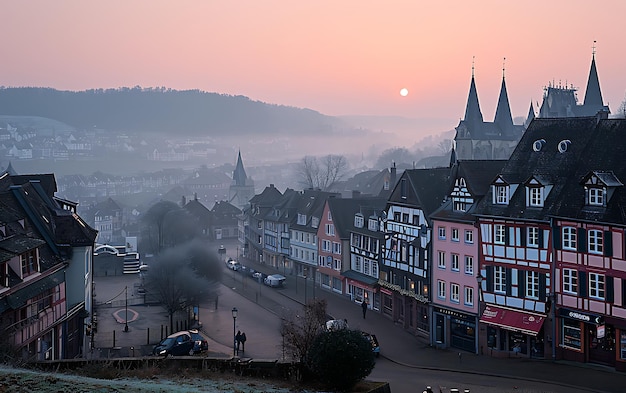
[306, 329, 375, 391]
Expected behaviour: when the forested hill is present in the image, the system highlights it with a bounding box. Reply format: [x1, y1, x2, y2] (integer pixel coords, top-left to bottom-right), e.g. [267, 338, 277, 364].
[0, 87, 343, 136]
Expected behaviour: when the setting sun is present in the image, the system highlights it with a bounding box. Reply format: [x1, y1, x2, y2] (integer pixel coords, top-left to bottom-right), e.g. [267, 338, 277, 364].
[400, 88, 408, 97]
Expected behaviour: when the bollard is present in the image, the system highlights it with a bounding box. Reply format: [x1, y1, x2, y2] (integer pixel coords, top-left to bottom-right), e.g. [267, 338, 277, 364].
[113, 330, 116, 347]
[147, 328, 150, 345]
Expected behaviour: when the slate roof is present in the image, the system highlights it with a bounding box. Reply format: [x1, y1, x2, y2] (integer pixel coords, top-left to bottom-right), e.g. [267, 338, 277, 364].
[474, 116, 618, 222]
[548, 118, 626, 225]
[328, 197, 386, 239]
[292, 189, 340, 232]
[398, 167, 451, 220]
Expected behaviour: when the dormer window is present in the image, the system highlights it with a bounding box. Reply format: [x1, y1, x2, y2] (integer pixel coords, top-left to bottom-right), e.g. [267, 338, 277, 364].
[368, 218, 378, 231]
[297, 213, 307, 225]
[21, 249, 39, 277]
[354, 213, 364, 228]
[528, 186, 544, 207]
[495, 185, 509, 205]
[587, 187, 605, 206]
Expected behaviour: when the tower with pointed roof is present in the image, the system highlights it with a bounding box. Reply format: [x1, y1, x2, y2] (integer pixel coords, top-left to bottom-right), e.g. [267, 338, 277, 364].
[453, 59, 525, 161]
[539, 43, 609, 118]
[228, 150, 255, 210]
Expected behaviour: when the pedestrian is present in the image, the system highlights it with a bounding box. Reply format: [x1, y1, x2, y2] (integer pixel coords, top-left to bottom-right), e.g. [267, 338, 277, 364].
[240, 332, 247, 353]
[361, 300, 368, 319]
[235, 330, 242, 354]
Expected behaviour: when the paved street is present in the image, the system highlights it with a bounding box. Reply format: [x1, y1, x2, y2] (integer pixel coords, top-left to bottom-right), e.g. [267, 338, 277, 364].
[92, 241, 626, 393]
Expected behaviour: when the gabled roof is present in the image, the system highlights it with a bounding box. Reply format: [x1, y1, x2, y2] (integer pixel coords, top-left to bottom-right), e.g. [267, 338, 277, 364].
[249, 184, 282, 207]
[388, 167, 450, 220]
[328, 197, 386, 239]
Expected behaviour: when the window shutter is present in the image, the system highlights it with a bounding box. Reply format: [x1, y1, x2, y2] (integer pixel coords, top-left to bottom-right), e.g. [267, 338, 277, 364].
[505, 227, 510, 246]
[577, 228, 587, 252]
[622, 278, 626, 306]
[519, 227, 526, 247]
[538, 229, 545, 249]
[505, 268, 512, 296]
[518, 270, 526, 297]
[606, 276, 614, 303]
[553, 226, 562, 250]
[578, 271, 587, 297]
[486, 265, 494, 292]
[539, 273, 546, 301]
[604, 231, 613, 257]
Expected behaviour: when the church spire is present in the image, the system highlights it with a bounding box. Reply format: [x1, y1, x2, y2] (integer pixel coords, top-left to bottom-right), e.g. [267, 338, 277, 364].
[232, 150, 248, 186]
[524, 101, 535, 128]
[583, 41, 604, 110]
[463, 57, 483, 129]
[494, 58, 513, 133]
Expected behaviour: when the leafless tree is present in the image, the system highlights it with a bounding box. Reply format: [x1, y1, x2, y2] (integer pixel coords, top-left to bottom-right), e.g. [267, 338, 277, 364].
[297, 155, 348, 190]
[437, 139, 453, 155]
[143, 239, 221, 332]
[280, 298, 328, 362]
[140, 200, 200, 255]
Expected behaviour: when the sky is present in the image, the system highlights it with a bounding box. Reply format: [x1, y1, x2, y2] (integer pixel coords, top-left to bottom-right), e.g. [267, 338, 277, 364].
[2, 1, 626, 133]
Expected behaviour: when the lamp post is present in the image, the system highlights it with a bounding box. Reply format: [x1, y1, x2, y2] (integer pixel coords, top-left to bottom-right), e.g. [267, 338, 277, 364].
[303, 267, 308, 304]
[124, 286, 129, 332]
[475, 274, 484, 355]
[232, 307, 238, 356]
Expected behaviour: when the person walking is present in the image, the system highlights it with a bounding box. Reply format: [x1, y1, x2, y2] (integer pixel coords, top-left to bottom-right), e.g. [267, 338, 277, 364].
[361, 300, 368, 319]
[240, 332, 247, 353]
[235, 331, 242, 355]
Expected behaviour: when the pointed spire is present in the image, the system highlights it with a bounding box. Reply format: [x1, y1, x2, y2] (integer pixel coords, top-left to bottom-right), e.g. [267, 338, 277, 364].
[524, 101, 535, 128]
[494, 58, 513, 133]
[232, 150, 248, 186]
[583, 41, 604, 110]
[463, 56, 483, 128]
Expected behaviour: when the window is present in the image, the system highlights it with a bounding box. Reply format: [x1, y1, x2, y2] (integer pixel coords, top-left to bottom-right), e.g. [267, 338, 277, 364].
[465, 230, 474, 244]
[527, 227, 539, 247]
[588, 188, 604, 206]
[332, 242, 341, 254]
[333, 258, 341, 271]
[437, 251, 446, 269]
[21, 250, 38, 276]
[528, 187, 544, 207]
[495, 185, 509, 204]
[354, 214, 364, 228]
[437, 280, 446, 299]
[297, 213, 307, 225]
[464, 286, 474, 306]
[401, 179, 407, 199]
[451, 228, 460, 242]
[438, 227, 446, 240]
[526, 271, 539, 299]
[322, 239, 331, 252]
[453, 200, 467, 212]
[588, 230, 603, 254]
[325, 224, 335, 236]
[327, 211, 332, 221]
[464, 256, 473, 274]
[589, 273, 605, 299]
[562, 227, 577, 250]
[401, 213, 409, 223]
[368, 218, 378, 231]
[451, 283, 460, 303]
[494, 266, 506, 293]
[563, 268, 578, 294]
[451, 254, 459, 271]
[494, 225, 506, 245]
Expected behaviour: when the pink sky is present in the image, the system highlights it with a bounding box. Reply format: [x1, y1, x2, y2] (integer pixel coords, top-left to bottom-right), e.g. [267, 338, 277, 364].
[2, 1, 625, 131]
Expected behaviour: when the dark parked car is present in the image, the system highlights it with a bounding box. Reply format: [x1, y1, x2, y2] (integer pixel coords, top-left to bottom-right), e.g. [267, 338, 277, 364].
[189, 329, 208, 353]
[362, 332, 380, 357]
[153, 330, 199, 356]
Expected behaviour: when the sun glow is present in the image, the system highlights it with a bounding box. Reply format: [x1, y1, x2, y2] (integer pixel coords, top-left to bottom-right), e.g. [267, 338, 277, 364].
[400, 88, 408, 97]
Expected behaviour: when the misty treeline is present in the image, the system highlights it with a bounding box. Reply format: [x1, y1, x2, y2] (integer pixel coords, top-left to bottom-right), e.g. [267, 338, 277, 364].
[139, 200, 222, 331]
[0, 87, 342, 136]
[297, 155, 348, 191]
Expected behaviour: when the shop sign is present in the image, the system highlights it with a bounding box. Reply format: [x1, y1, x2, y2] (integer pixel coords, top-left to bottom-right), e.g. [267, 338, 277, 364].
[597, 324, 605, 339]
[433, 306, 473, 322]
[558, 308, 603, 325]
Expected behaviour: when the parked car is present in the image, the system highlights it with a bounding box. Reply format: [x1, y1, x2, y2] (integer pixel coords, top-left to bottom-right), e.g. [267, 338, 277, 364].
[264, 274, 286, 287]
[153, 331, 196, 356]
[362, 332, 380, 357]
[189, 329, 208, 353]
[225, 258, 241, 271]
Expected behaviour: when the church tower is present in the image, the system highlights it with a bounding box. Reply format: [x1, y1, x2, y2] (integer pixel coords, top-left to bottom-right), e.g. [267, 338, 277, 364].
[228, 150, 255, 210]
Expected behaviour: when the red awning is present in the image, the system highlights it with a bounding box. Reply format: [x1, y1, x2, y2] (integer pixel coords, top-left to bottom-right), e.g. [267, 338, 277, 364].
[479, 305, 545, 336]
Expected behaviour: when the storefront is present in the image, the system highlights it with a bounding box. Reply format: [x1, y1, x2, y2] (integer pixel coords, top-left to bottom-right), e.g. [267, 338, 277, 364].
[432, 306, 477, 353]
[342, 271, 379, 311]
[558, 308, 614, 367]
[479, 305, 546, 358]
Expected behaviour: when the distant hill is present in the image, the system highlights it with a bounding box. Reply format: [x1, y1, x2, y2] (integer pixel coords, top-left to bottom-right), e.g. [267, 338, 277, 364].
[0, 87, 344, 136]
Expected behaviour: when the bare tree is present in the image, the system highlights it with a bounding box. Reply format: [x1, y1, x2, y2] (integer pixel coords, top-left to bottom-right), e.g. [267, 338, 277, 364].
[297, 155, 348, 190]
[140, 200, 200, 255]
[143, 240, 221, 332]
[280, 298, 328, 362]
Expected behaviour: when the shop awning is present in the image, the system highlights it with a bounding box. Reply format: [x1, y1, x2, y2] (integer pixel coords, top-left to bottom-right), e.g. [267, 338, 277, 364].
[479, 305, 545, 336]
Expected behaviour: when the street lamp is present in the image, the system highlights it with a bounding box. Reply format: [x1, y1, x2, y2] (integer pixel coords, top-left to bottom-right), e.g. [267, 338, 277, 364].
[303, 267, 308, 304]
[232, 307, 238, 356]
[124, 286, 129, 332]
[476, 274, 484, 302]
